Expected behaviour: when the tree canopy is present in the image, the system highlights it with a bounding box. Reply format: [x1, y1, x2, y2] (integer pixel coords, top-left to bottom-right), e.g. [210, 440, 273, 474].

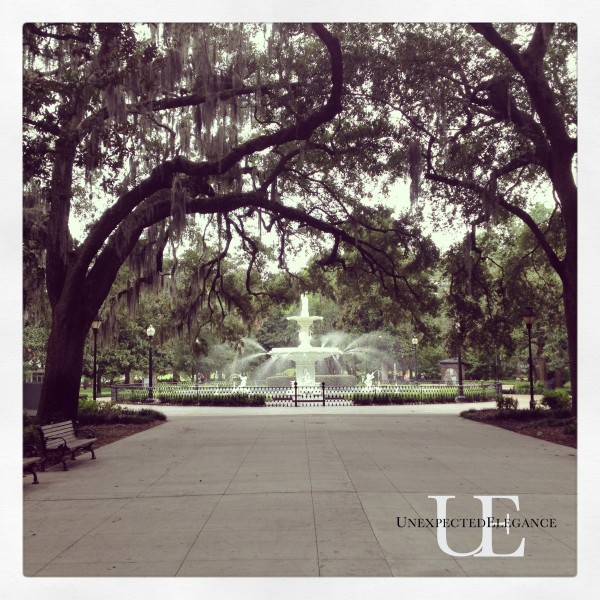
[22, 22, 577, 421]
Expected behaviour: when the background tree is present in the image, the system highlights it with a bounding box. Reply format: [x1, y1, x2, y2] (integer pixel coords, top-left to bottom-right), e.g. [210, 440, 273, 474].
[442, 201, 567, 384]
[364, 23, 576, 412]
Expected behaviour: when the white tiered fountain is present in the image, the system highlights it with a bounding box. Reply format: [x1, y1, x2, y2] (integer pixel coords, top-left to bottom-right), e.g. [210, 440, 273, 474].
[268, 294, 342, 385]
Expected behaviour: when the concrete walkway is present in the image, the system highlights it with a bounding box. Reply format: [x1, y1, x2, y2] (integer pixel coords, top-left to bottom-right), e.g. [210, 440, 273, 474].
[23, 399, 576, 578]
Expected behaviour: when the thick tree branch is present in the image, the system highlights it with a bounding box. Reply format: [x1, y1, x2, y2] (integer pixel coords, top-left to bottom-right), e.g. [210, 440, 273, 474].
[25, 23, 93, 44]
[23, 116, 61, 136]
[76, 23, 344, 281]
[425, 166, 564, 278]
[470, 23, 575, 153]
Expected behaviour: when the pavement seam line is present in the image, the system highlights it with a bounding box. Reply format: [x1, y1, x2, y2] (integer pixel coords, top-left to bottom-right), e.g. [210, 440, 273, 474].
[305, 418, 322, 576]
[173, 417, 270, 575]
[326, 417, 393, 576]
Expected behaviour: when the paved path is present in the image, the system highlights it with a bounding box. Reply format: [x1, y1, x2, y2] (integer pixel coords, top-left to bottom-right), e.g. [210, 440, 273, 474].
[23, 401, 576, 578]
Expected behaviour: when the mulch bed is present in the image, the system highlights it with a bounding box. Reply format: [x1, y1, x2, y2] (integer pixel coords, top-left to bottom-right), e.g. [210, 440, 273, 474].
[90, 421, 166, 448]
[462, 410, 576, 448]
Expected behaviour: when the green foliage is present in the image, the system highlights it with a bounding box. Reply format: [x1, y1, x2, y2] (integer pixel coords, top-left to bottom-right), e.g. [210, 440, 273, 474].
[23, 414, 41, 447]
[347, 385, 497, 405]
[512, 380, 547, 395]
[114, 387, 266, 406]
[23, 403, 166, 447]
[23, 326, 50, 372]
[541, 388, 572, 410]
[113, 388, 149, 403]
[76, 398, 166, 424]
[157, 391, 266, 407]
[496, 396, 519, 411]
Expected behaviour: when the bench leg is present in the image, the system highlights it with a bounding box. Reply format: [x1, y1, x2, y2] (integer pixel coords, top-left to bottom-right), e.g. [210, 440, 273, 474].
[71, 447, 96, 461]
[24, 467, 39, 484]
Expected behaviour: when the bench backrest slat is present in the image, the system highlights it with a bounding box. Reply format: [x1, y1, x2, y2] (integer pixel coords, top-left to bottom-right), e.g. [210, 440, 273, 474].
[40, 420, 78, 449]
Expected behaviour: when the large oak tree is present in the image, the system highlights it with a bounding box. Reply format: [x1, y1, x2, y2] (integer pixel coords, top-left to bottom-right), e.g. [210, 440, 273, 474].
[24, 23, 429, 422]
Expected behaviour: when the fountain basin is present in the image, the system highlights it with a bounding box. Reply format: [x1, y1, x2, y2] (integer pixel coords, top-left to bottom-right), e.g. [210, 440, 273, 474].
[268, 346, 342, 385]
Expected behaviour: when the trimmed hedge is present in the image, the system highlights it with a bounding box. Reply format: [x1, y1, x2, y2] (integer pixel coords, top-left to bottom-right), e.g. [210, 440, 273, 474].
[115, 388, 149, 403]
[347, 387, 497, 405]
[156, 391, 267, 407]
[115, 388, 267, 406]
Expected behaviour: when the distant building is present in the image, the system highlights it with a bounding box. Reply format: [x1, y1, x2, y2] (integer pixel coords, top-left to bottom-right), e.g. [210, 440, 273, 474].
[25, 369, 44, 383]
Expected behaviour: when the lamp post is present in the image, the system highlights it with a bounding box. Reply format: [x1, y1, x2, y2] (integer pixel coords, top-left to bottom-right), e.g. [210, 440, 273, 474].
[522, 307, 536, 410]
[455, 322, 466, 402]
[411, 337, 419, 382]
[146, 325, 156, 401]
[91, 314, 102, 401]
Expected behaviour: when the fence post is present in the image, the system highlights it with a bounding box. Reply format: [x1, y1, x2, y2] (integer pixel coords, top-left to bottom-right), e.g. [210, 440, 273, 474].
[321, 381, 326, 406]
[294, 381, 298, 407]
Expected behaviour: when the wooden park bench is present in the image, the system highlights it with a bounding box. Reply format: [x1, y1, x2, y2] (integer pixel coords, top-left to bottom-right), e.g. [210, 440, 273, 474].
[38, 420, 97, 471]
[23, 444, 43, 484]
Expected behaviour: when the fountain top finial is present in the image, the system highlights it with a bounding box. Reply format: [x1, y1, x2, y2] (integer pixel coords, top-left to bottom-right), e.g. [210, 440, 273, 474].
[301, 293, 309, 317]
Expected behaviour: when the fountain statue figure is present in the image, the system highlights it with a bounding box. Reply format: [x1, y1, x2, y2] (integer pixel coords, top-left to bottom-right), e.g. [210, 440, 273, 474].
[268, 294, 341, 385]
[364, 372, 375, 387]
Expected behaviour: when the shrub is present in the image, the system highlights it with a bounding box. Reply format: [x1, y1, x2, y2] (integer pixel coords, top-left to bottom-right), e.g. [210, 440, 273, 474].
[513, 381, 529, 394]
[496, 396, 519, 411]
[23, 413, 41, 447]
[115, 388, 149, 403]
[541, 389, 571, 410]
[76, 399, 167, 425]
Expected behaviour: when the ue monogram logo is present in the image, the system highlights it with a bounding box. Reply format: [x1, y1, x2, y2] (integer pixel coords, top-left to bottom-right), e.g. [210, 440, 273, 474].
[428, 495, 526, 557]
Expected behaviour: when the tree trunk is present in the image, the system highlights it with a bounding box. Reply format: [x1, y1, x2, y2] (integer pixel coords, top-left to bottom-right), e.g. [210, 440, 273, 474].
[37, 301, 90, 422]
[563, 271, 577, 417]
[538, 357, 547, 384]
